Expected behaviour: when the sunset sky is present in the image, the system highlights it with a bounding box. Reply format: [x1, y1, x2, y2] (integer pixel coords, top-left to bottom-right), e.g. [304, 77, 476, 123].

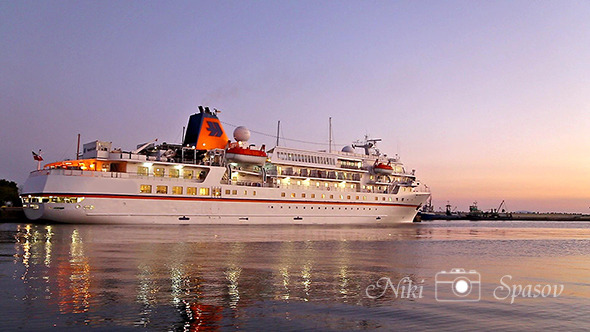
[1, 1, 589, 212]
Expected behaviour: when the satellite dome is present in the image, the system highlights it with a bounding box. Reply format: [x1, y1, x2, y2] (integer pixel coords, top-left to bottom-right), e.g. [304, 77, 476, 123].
[341, 145, 354, 153]
[233, 126, 251, 142]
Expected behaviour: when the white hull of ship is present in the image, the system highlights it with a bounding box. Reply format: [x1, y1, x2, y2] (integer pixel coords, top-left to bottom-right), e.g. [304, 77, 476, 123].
[22, 163, 429, 225]
[23, 195, 426, 224]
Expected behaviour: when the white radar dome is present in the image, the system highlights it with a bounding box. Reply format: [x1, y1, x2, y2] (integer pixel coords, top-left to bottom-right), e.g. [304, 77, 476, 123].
[233, 126, 251, 142]
[341, 145, 354, 153]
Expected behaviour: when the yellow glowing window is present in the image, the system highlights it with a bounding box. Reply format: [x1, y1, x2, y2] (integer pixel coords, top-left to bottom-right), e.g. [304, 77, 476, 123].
[225, 189, 231, 195]
[291, 193, 296, 198]
[244, 190, 248, 195]
[187, 187, 197, 195]
[330, 195, 334, 199]
[199, 187, 210, 196]
[140, 185, 152, 193]
[321, 194, 325, 199]
[311, 194, 315, 198]
[154, 167, 165, 177]
[232, 190, 237, 195]
[138, 166, 149, 176]
[170, 169, 180, 178]
[184, 170, 194, 179]
[356, 196, 359, 200]
[301, 193, 306, 198]
[156, 185, 168, 194]
[347, 195, 351, 199]
[281, 192, 286, 197]
[252, 191, 256, 196]
[172, 186, 183, 195]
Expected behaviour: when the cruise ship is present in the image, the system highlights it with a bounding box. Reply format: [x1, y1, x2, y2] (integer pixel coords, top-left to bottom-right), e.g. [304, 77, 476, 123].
[21, 107, 430, 224]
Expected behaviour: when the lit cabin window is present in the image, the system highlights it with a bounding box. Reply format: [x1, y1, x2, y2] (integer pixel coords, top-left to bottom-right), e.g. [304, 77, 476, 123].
[138, 166, 149, 176]
[291, 193, 296, 198]
[281, 192, 286, 197]
[156, 185, 168, 194]
[199, 187, 210, 196]
[187, 187, 197, 195]
[184, 170, 194, 179]
[301, 193, 306, 198]
[225, 189, 231, 195]
[140, 185, 152, 193]
[252, 191, 256, 196]
[172, 186, 183, 195]
[232, 190, 237, 195]
[170, 169, 180, 178]
[154, 167, 165, 177]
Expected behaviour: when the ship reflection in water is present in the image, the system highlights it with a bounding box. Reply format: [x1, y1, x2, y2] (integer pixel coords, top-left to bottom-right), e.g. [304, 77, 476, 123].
[5, 221, 590, 330]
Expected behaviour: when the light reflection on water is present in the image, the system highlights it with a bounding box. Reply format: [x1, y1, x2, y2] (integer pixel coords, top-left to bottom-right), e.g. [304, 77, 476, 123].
[1, 221, 590, 330]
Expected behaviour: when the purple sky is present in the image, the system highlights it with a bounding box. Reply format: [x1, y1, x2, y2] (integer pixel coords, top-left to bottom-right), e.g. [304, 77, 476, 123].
[2, 1, 590, 212]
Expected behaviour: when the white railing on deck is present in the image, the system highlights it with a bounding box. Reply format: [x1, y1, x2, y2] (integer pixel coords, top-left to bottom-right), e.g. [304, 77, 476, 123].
[30, 169, 206, 183]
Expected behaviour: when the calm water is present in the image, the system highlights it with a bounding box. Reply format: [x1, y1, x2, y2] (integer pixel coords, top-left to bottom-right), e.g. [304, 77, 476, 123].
[1, 219, 590, 331]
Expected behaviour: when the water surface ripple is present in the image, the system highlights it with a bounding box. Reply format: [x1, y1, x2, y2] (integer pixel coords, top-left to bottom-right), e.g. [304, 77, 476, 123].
[1, 220, 589, 331]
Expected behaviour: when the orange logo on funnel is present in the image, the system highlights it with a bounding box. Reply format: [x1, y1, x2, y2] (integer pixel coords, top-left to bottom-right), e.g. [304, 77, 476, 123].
[196, 118, 228, 150]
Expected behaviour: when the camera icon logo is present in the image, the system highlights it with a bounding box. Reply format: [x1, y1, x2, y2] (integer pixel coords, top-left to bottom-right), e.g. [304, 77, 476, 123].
[435, 268, 481, 302]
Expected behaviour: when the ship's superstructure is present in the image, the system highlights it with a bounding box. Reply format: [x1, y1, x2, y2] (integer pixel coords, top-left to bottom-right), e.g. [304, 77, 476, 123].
[21, 106, 430, 224]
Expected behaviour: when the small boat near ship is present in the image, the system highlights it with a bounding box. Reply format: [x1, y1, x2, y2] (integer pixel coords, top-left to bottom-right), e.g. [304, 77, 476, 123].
[20, 106, 430, 224]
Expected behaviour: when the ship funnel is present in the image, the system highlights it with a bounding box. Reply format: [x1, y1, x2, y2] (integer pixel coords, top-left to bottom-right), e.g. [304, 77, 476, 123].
[183, 106, 229, 150]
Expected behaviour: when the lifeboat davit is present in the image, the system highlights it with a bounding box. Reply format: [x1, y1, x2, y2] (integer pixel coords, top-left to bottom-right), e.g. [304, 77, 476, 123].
[226, 146, 267, 165]
[373, 163, 394, 175]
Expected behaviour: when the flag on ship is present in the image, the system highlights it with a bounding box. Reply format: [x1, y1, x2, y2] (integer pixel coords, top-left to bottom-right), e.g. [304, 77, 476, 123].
[32, 150, 43, 161]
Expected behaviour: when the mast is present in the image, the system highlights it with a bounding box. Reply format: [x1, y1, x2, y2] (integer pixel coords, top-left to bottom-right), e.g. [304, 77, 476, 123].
[76, 134, 80, 160]
[276, 120, 281, 147]
[329, 117, 332, 153]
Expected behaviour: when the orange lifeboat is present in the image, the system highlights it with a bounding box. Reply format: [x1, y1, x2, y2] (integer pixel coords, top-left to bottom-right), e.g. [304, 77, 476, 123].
[373, 162, 394, 175]
[226, 145, 267, 165]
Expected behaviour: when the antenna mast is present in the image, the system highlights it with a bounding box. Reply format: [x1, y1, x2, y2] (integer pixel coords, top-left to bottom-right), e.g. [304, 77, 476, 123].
[276, 120, 281, 147]
[329, 117, 332, 153]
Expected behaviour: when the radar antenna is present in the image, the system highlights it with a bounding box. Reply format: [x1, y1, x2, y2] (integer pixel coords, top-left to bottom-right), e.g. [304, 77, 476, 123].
[352, 135, 382, 155]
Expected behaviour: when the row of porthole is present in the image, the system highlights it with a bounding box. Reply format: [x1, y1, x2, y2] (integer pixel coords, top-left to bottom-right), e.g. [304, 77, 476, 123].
[281, 192, 408, 202]
[269, 205, 376, 211]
